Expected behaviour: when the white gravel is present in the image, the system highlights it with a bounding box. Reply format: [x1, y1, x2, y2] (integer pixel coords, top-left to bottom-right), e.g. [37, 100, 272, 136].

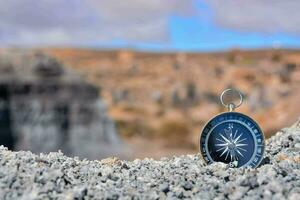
[0, 120, 300, 200]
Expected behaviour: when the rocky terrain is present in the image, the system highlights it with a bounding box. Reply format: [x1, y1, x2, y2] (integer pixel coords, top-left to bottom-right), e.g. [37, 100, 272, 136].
[0, 119, 299, 199]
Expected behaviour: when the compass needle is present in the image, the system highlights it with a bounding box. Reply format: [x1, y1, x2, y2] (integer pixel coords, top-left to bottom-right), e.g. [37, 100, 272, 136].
[236, 143, 248, 147]
[220, 134, 231, 143]
[216, 138, 225, 143]
[234, 130, 238, 139]
[237, 146, 247, 152]
[215, 143, 228, 146]
[220, 147, 228, 157]
[236, 149, 244, 157]
[236, 137, 247, 143]
[225, 150, 230, 160]
[234, 133, 243, 143]
[216, 146, 227, 152]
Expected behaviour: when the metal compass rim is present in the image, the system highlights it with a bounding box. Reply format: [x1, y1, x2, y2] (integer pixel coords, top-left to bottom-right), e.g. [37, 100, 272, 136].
[199, 111, 265, 168]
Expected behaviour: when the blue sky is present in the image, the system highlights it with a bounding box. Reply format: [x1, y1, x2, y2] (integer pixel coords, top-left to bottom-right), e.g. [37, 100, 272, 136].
[124, 0, 300, 51]
[0, 0, 300, 51]
[169, 16, 300, 51]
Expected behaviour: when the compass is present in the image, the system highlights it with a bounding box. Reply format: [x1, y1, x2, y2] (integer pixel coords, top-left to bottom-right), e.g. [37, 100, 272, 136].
[199, 89, 265, 168]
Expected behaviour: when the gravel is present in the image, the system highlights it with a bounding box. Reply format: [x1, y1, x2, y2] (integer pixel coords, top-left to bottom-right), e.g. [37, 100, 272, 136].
[0, 120, 300, 200]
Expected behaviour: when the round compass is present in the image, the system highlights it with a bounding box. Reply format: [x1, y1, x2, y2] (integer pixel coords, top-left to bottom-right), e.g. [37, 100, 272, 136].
[199, 89, 265, 168]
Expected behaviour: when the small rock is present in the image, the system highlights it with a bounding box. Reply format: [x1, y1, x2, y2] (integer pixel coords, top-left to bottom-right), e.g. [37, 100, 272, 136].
[289, 193, 300, 200]
[294, 143, 300, 148]
[181, 181, 193, 191]
[159, 183, 169, 193]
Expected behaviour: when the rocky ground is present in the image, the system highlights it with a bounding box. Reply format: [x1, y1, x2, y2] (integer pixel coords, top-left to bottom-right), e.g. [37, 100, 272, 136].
[0, 119, 300, 199]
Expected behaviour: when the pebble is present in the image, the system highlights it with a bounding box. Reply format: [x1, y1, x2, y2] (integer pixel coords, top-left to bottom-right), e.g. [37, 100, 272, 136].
[294, 143, 300, 148]
[159, 183, 169, 193]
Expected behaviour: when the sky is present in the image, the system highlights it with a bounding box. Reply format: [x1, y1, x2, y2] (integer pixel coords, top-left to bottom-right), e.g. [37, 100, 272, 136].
[0, 0, 300, 51]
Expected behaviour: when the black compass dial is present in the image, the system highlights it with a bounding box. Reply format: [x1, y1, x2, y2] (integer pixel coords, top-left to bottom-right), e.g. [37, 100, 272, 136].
[200, 112, 264, 168]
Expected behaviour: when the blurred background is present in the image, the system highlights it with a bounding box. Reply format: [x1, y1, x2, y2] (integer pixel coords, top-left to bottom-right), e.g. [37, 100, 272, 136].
[0, 0, 299, 160]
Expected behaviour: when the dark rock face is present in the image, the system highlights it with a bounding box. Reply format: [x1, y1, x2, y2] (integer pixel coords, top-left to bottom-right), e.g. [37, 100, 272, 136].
[0, 51, 123, 159]
[33, 53, 64, 77]
[0, 119, 299, 199]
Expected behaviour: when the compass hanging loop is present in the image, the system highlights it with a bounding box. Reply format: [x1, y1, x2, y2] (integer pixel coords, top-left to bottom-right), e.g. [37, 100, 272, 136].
[220, 88, 243, 112]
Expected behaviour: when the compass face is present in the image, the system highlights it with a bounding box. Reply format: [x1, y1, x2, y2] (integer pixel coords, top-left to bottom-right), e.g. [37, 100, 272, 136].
[199, 112, 264, 168]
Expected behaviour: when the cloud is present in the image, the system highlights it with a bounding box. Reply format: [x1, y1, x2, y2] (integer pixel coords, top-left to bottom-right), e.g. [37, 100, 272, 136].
[206, 0, 300, 35]
[0, 0, 195, 46]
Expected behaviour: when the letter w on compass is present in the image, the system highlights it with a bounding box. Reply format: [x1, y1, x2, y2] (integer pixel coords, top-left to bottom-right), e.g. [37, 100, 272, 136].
[215, 124, 248, 162]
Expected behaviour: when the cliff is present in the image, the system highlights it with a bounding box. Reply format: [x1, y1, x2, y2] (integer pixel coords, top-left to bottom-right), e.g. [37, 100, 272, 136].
[0, 50, 123, 159]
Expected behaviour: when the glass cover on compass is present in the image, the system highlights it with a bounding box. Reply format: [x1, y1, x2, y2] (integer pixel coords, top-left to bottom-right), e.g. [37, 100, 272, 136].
[199, 89, 265, 168]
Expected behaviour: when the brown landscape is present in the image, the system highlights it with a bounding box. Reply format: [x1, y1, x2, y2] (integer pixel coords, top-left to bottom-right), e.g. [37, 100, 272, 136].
[35, 48, 300, 158]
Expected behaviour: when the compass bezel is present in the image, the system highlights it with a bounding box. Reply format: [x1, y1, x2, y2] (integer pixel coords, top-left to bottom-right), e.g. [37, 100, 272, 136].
[199, 111, 265, 168]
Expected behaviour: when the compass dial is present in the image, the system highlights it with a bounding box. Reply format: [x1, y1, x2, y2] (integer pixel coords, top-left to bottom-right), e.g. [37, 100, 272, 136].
[200, 112, 265, 168]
